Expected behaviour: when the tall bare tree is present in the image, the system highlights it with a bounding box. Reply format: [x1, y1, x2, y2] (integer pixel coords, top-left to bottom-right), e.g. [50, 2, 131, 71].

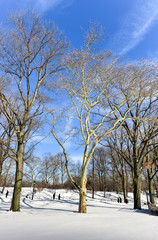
[108, 71, 158, 209]
[51, 24, 147, 213]
[90, 147, 108, 197]
[106, 129, 133, 202]
[0, 10, 67, 211]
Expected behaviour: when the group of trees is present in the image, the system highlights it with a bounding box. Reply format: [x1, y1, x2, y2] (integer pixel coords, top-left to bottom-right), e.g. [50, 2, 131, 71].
[23, 153, 66, 187]
[0, 10, 67, 211]
[0, 11, 157, 213]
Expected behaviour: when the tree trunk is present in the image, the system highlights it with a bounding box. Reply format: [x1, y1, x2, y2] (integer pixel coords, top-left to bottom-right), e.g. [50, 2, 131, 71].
[103, 174, 106, 198]
[98, 174, 101, 191]
[148, 178, 155, 204]
[133, 138, 141, 210]
[10, 142, 24, 212]
[61, 173, 64, 185]
[79, 174, 87, 213]
[112, 169, 115, 191]
[1, 183, 5, 194]
[121, 166, 127, 202]
[92, 155, 95, 199]
[103, 186, 106, 198]
[0, 161, 3, 187]
[133, 168, 141, 209]
[0, 161, 2, 175]
[116, 175, 120, 194]
[53, 172, 56, 186]
[147, 169, 155, 204]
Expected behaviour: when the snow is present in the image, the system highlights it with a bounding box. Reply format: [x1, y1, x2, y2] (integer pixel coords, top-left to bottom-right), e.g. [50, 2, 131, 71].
[0, 188, 157, 240]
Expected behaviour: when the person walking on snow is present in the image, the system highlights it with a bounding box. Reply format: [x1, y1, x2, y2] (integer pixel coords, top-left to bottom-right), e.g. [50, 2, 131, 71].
[53, 192, 55, 200]
[6, 190, 9, 198]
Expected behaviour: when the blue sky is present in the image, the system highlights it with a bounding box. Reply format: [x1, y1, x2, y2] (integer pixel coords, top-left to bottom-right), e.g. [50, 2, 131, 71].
[1, 0, 158, 59]
[1, 0, 158, 160]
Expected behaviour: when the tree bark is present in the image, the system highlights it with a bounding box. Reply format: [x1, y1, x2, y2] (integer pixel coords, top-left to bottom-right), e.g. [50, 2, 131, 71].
[61, 173, 64, 185]
[133, 136, 142, 210]
[147, 169, 155, 204]
[0, 161, 2, 175]
[103, 175, 106, 198]
[0, 161, 3, 187]
[79, 173, 87, 213]
[133, 167, 141, 209]
[121, 166, 127, 202]
[1, 183, 5, 194]
[10, 142, 24, 212]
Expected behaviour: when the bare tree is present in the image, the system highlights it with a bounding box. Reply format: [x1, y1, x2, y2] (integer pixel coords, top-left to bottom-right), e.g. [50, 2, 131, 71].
[107, 72, 158, 209]
[0, 10, 68, 211]
[90, 148, 108, 197]
[40, 153, 61, 186]
[40, 155, 53, 187]
[24, 156, 42, 188]
[56, 153, 67, 185]
[49, 154, 60, 185]
[70, 160, 82, 187]
[106, 130, 130, 202]
[1, 159, 15, 193]
[51, 24, 147, 213]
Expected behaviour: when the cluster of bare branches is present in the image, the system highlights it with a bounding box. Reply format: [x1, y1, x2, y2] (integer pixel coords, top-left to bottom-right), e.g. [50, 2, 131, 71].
[0, 10, 68, 211]
[51, 24, 158, 212]
[0, 11, 157, 214]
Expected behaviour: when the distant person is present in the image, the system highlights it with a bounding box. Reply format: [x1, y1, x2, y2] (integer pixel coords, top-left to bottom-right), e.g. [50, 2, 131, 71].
[125, 198, 129, 204]
[117, 197, 122, 203]
[58, 194, 60, 200]
[53, 192, 55, 200]
[6, 190, 9, 198]
[32, 193, 34, 200]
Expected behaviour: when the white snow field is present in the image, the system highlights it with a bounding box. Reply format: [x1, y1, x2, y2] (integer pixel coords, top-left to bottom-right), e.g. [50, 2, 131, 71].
[0, 188, 157, 240]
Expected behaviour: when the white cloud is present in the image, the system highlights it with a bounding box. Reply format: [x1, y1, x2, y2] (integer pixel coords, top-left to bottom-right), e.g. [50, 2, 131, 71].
[34, 0, 63, 12]
[2, 0, 73, 14]
[116, 0, 158, 55]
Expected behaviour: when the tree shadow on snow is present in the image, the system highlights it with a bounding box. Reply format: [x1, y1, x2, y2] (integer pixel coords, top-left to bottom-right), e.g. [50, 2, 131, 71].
[135, 208, 151, 215]
[22, 198, 78, 213]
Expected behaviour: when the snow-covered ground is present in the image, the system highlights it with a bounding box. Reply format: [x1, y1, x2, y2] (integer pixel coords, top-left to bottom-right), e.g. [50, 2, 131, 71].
[0, 188, 157, 240]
